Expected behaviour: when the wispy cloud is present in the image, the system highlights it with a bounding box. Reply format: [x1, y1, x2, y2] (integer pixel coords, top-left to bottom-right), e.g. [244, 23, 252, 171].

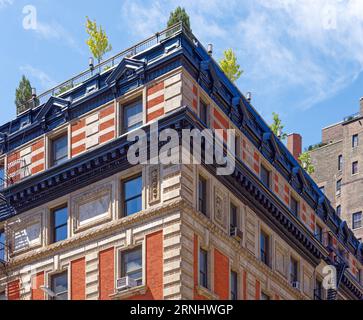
[0, 0, 13, 9]
[120, 0, 363, 113]
[20, 65, 57, 90]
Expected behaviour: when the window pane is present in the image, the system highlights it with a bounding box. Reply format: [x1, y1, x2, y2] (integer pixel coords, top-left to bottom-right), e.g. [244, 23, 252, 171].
[0, 230, 5, 261]
[230, 204, 237, 229]
[122, 248, 142, 285]
[199, 249, 208, 288]
[198, 176, 207, 215]
[261, 165, 270, 189]
[54, 207, 68, 227]
[123, 176, 142, 216]
[353, 212, 362, 229]
[52, 135, 68, 166]
[290, 259, 298, 282]
[231, 271, 238, 300]
[124, 100, 143, 132]
[260, 232, 269, 265]
[55, 225, 68, 243]
[336, 205, 341, 217]
[51, 272, 68, 300]
[200, 100, 208, 124]
[0, 165, 4, 186]
[291, 197, 299, 217]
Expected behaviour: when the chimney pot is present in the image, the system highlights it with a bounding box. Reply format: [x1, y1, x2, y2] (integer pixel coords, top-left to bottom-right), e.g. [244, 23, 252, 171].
[287, 133, 302, 162]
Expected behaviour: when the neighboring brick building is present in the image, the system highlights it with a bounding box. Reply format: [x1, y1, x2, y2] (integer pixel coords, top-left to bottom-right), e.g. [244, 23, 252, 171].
[310, 99, 363, 242]
[0, 23, 362, 301]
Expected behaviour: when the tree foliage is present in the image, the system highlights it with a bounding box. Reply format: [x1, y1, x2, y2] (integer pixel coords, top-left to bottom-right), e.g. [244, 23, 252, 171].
[299, 151, 315, 175]
[270, 112, 287, 140]
[15, 75, 33, 115]
[167, 7, 191, 31]
[86, 17, 112, 64]
[219, 49, 243, 83]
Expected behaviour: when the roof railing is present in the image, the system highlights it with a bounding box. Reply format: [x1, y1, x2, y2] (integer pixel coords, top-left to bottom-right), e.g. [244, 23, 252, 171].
[343, 112, 361, 123]
[18, 22, 186, 115]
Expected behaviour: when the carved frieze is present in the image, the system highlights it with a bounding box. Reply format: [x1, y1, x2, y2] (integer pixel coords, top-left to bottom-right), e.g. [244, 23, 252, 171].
[149, 165, 160, 205]
[214, 187, 227, 230]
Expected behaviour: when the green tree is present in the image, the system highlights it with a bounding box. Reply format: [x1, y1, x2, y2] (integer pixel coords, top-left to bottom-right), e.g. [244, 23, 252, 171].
[219, 49, 243, 83]
[15, 75, 33, 115]
[270, 112, 287, 141]
[167, 7, 191, 31]
[86, 17, 112, 64]
[299, 152, 315, 175]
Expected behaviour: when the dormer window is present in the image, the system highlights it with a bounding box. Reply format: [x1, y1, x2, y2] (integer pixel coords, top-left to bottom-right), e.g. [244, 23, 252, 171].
[50, 134, 68, 167]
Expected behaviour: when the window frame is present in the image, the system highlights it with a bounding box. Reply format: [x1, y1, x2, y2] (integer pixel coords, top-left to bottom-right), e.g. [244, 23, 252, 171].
[352, 212, 362, 230]
[122, 174, 143, 217]
[198, 175, 208, 216]
[50, 205, 68, 244]
[0, 159, 5, 190]
[315, 224, 323, 243]
[336, 179, 342, 194]
[260, 230, 270, 267]
[0, 228, 5, 262]
[338, 155, 343, 171]
[336, 205, 341, 217]
[290, 257, 299, 284]
[352, 161, 359, 175]
[352, 134, 359, 148]
[120, 246, 143, 287]
[122, 98, 143, 134]
[290, 196, 299, 217]
[50, 270, 68, 300]
[199, 248, 209, 289]
[199, 98, 209, 126]
[50, 132, 68, 168]
[260, 164, 271, 190]
[230, 270, 238, 300]
[230, 202, 238, 231]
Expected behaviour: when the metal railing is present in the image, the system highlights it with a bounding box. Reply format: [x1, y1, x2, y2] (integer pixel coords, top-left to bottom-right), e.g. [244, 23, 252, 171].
[343, 112, 361, 123]
[18, 22, 186, 114]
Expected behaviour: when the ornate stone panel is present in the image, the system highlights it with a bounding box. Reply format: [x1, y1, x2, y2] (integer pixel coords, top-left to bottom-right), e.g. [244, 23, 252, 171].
[149, 165, 160, 205]
[214, 187, 227, 231]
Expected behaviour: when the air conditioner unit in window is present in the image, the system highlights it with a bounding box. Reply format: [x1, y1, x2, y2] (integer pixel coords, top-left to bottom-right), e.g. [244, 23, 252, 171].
[230, 227, 243, 241]
[292, 281, 300, 290]
[116, 277, 138, 291]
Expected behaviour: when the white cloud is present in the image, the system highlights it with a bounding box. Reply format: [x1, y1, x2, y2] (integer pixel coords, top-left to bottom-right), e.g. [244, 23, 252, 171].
[20, 65, 57, 90]
[0, 0, 13, 9]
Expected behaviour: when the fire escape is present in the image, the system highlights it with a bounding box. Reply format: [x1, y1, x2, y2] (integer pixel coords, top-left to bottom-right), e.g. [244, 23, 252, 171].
[325, 234, 349, 301]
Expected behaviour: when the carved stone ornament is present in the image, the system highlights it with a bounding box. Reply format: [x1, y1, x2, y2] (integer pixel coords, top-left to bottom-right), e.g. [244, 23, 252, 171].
[149, 165, 160, 204]
[214, 187, 227, 229]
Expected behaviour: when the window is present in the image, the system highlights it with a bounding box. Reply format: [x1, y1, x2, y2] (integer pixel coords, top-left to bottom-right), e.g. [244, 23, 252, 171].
[352, 161, 359, 175]
[199, 249, 208, 288]
[198, 176, 207, 216]
[338, 155, 343, 171]
[0, 162, 4, 189]
[319, 186, 325, 194]
[260, 164, 270, 189]
[230, 271, 238, 300]
[315, 224, 323, 243]
[352, 134, 359, 148]
[0, 290, 6, 301]
[123, 175, 142, 217]
[336, 205, 341, 217]
[260, 231, 269, 266]
[353, 212, 362, 230]
[261, 292, 270, 300]
[0, 229, 5, 262]
[51, 206, 68, 243]
[200, 99, 208, 125]
[51, 134, 68, 167]
[336, 179, 342, 193]
[230, 203, 238, 231]
[121, 248, 143, 287]
[290, 258, 299, 283]
[290, 196, 299, 217]
[315, 279, 323, 300]
[123, 99, 143, 133]
[51, 271, 68, 300]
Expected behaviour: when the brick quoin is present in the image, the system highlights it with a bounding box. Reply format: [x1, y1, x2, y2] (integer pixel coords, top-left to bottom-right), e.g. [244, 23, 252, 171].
[214, 249, 229, 300]
[71, 257, 86, 300]
[31, 272, 44, 300]
[99, 247, 115, 300]
[7, 279, 20, 300]
[128, 230, 164, 300]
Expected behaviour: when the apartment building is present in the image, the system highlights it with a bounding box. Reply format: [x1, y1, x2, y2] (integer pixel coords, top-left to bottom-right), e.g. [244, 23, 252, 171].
[0, 23, 362, 300]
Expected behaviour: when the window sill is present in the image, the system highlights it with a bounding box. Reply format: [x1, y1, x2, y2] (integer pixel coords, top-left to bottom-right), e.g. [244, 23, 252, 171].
[196, 286, 219, 300]
[110, 285, 147, 300]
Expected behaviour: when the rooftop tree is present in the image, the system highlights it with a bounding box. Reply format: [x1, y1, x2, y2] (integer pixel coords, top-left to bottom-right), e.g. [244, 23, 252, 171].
[15, 75, 33, 115]
[270, 112, 287, 141]
[167, 7, 191, 31]
[86, 17, 112, 65]
[219, 49, 243, 83]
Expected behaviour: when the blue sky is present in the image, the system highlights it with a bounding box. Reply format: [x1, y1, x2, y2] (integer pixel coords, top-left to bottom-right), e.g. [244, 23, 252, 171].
[1, 0, 363, 149]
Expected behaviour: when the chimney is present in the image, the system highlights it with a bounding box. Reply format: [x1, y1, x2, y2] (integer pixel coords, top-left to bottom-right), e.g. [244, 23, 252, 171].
[360, 97, 363, 116]
[287, 133, 302, 162]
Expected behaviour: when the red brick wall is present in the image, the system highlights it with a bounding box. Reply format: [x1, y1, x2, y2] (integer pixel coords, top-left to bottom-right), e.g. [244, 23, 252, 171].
[7, 279, 20, 300]
[99, 247, 115, 300]
[147, 81, 165, 122]
[214, 249, 229, 300]
[71, 257, 86, 300]
[31, 272, 44, 300]
[287, 133, 302, 161]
